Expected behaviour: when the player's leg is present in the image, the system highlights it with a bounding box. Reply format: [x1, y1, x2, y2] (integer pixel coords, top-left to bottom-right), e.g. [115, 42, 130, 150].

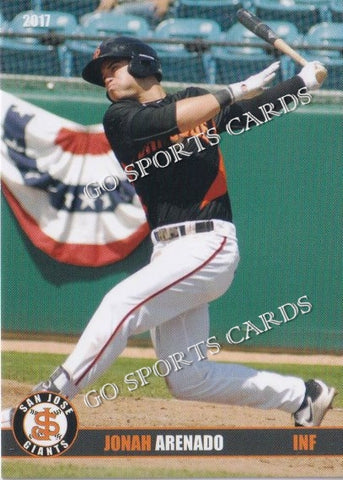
[34, 222, 240, 399]
[151, 305, 306, 413]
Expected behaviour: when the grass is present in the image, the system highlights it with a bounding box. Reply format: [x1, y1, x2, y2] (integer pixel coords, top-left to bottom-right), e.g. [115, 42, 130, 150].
[1, 461, 260, 479]
[2, 351, 342, 407]
[2, 352, 169, 399]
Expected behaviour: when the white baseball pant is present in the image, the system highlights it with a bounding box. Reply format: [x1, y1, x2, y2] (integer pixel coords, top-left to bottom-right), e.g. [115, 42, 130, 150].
[55, 220, 305, 413]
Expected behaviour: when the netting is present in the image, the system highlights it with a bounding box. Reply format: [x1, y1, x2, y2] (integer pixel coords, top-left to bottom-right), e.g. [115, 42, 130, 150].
[1, 0, 343, 90]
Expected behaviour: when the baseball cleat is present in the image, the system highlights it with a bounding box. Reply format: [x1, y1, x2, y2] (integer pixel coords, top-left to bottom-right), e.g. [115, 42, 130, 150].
[293, 379, 337, 427]
[1, 407, 15, 428]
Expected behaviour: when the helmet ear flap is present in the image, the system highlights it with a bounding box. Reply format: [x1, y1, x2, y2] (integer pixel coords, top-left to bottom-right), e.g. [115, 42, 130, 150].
[129, 52, 162, 80]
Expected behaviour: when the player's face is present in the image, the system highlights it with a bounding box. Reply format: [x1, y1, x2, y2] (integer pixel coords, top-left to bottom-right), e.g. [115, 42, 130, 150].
[101, 59, 139, 101]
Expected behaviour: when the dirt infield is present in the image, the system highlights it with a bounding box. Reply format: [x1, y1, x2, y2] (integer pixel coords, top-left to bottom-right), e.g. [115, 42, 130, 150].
[2, 379, 343, 478]
[2, 341, 343, 478]
[3, 379, 342, 430]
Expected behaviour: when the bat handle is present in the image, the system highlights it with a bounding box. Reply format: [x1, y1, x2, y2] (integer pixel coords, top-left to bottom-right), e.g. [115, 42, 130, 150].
[274, 38, 307, 66]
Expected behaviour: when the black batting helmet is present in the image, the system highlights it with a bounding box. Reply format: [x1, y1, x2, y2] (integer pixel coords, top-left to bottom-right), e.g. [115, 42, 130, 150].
[82, 36, 162, 86]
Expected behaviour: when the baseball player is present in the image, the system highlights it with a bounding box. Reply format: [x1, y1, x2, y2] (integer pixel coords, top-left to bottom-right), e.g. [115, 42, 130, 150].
[2, 36, 336, 427]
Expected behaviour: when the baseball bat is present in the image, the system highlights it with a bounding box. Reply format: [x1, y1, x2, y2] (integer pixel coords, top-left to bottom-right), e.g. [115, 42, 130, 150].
[236, 8, 327, 83]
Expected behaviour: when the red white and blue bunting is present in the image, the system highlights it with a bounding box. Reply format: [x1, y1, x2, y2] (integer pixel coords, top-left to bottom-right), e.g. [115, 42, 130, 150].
[1, 91, 149, 267]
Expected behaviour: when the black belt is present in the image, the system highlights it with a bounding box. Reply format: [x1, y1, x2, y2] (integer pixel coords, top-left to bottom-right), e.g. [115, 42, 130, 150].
[153, 220, 214, 242]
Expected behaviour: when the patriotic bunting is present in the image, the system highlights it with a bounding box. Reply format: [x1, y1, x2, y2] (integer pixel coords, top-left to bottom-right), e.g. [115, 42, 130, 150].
[0, 91, 149, 267]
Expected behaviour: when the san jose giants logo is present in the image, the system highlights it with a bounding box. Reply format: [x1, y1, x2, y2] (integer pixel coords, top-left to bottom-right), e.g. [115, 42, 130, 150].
[13, 392, 78, 457]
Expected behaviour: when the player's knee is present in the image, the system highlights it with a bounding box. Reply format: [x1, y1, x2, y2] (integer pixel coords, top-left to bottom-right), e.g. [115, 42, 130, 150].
[167, 378, 204, 401]
[166, 379, 189, 400]
[165, 363, 211, 400]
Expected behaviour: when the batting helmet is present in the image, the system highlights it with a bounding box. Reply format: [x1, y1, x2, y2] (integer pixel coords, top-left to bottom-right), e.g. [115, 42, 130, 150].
[82, 36, 162, 86]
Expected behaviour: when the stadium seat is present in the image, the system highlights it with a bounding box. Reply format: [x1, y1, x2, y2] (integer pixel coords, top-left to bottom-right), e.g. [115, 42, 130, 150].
[302, 22, 343, 58]
[154, 17, 222, 41]
[174, 0, 243, 31]
[254, 0, 321, 34]
[0, 10, 78, 76]
[291, 0, 330, 22]
[109, 1, 173, 28]
[153, 18, 222, 83]
[80, 12, 152, 38]
[330, 1, 343, 23]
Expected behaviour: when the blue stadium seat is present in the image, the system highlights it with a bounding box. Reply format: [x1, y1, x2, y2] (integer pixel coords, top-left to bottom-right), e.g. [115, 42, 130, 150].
[153, 18, 222, 83]
[211, 21, 290, 83]
[0, 10, 78, 76]
[330, 1, 343, 23]
[291, 0, 330, 22]
[110, 1, 173, 28]
[174, 0, 243, 31]
[154, 17, 222, 41]
[80, 12, 152, 38]
[254, 0, 321, 33]
[303, 22, 343, 58]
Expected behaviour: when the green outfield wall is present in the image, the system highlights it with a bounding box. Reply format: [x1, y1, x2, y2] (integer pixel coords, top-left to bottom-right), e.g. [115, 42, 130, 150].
[1, 81, 342, 353]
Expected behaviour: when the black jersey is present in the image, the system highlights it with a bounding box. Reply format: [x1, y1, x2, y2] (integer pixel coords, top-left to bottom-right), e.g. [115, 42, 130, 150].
[103, 77, 304, 230]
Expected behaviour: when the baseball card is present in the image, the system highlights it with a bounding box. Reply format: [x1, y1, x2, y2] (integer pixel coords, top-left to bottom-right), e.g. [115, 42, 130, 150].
[1, 1, 342, 479]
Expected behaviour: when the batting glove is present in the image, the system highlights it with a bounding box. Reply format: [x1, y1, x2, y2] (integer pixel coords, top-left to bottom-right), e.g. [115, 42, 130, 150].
[298, 61, 328, 90]
[229, 61, 280, 102]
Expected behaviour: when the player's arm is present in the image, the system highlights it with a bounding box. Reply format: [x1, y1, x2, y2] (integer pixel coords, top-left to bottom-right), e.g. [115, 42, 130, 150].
[106, 61, 324, 141]
[172, 62, 282, 132]
[225, 75, 305, 127]
[216, 61, 326, 131]
[177, 60, 326, 132]
[105, 96, 220, 143]
[118, 63, 280, 141]
[175, 94, 221, 132]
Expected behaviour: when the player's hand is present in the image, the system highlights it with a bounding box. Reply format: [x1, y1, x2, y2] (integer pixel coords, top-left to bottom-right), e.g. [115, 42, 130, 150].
[229, 61, 280, 102]
[298, 61, 327, 90]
